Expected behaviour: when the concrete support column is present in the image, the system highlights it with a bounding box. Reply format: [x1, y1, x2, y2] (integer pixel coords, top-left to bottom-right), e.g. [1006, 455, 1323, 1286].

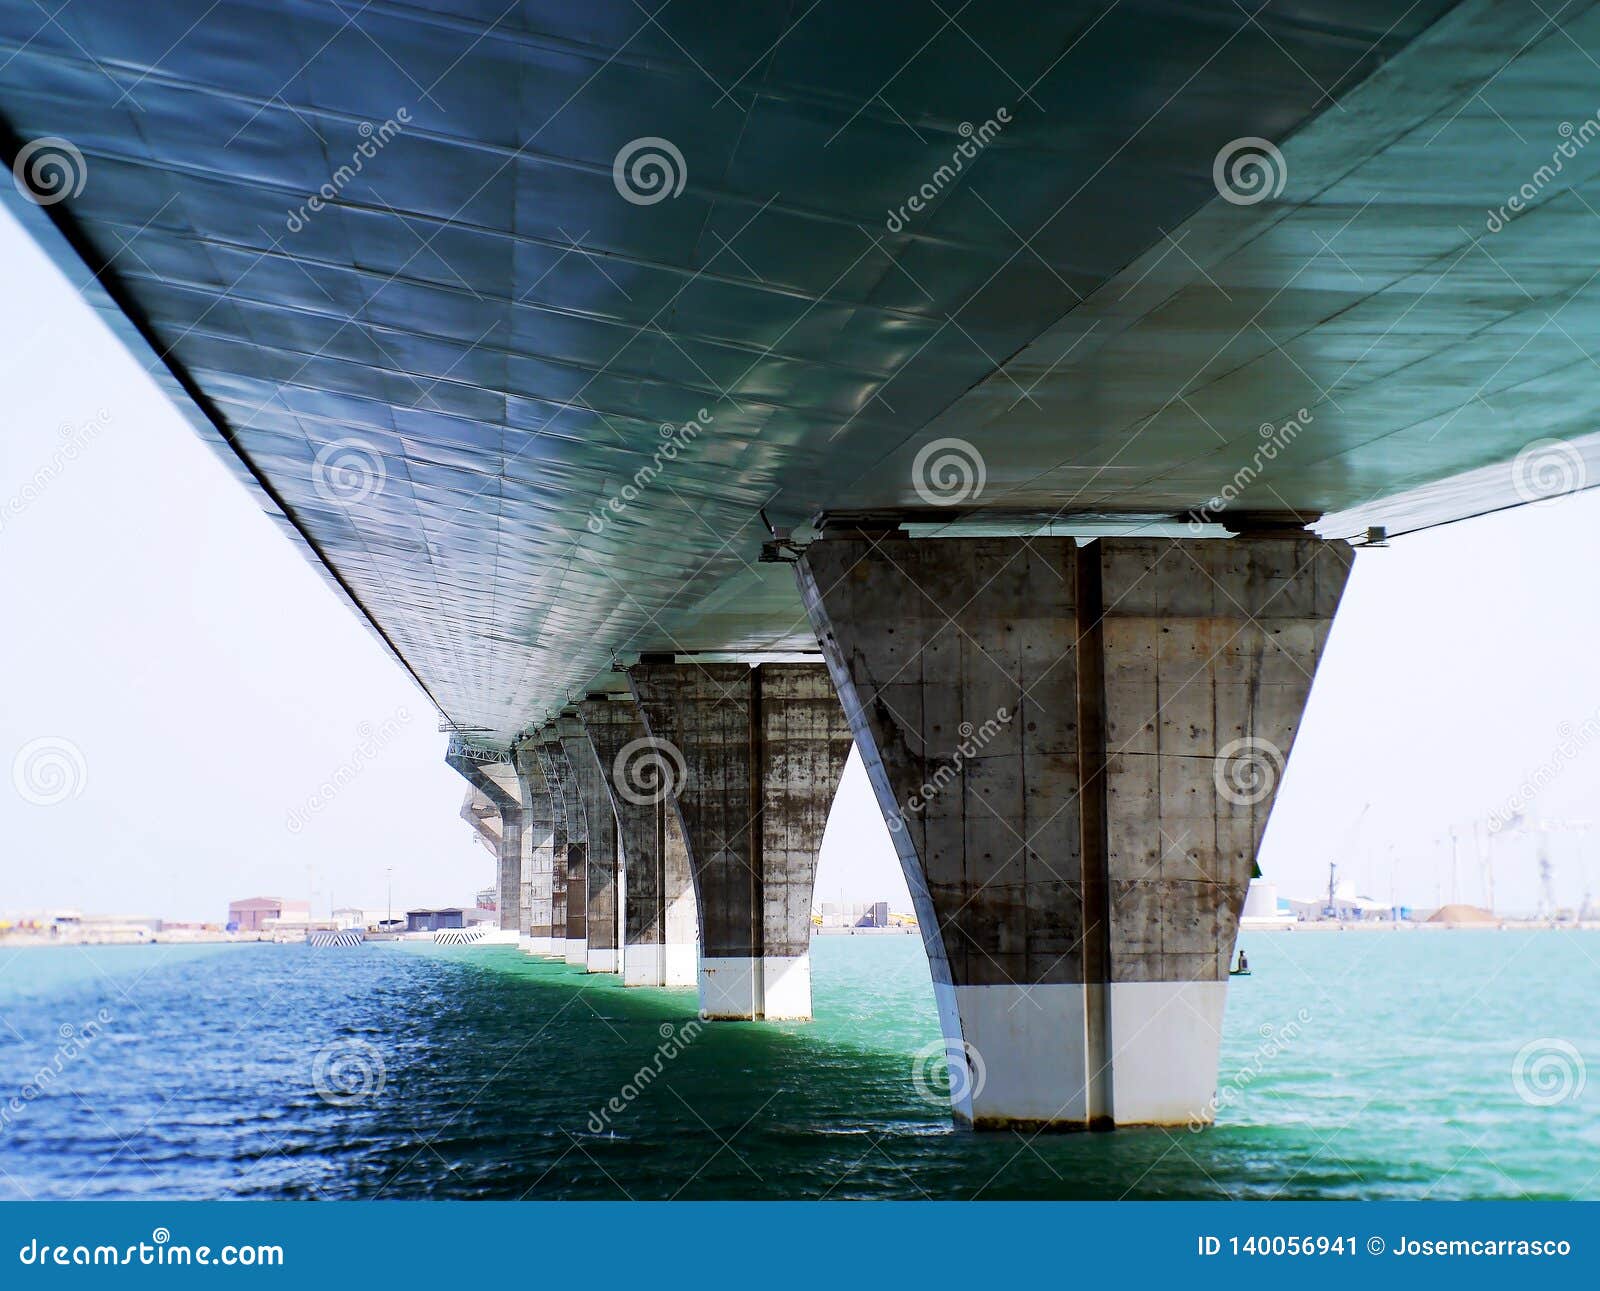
[460, 788, 501, 859]
[577, 694, 698, 987]
[544, 721, 589, 966]
[662, 803, 697, 987]
[1095, 536, 1350, 1123]
[561, 707, 621, 973]
[533, 732, 570, 952]
[628, 662, 851, 1021]
[446, 744, 523, 935]
[512, 739, 557, 952]
[796, 534, 1350, 1129]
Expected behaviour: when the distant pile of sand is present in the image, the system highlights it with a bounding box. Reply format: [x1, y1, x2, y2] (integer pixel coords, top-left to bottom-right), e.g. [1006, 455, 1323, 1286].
[1426, 904, 1497, 925]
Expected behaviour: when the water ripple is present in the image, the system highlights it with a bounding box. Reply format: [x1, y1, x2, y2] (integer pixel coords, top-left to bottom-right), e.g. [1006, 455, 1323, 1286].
[0, 932, 1594, 1198]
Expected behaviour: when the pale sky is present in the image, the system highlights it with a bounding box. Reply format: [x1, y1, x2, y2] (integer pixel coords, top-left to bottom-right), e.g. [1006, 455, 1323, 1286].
[2, 198, 1597, 924]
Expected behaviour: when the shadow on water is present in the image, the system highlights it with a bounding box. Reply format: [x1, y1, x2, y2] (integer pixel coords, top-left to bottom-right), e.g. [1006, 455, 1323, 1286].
[1, 931, 1596, 1198]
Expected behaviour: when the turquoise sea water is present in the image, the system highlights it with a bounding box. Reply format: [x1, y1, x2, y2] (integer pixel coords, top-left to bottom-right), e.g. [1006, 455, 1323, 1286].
[0, 930, 1596, 1200]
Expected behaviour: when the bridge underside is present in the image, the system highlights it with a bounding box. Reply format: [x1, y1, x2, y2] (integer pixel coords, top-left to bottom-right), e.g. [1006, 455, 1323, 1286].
[3, 0, 1590, 1128]
[9, 0, 1589, 741]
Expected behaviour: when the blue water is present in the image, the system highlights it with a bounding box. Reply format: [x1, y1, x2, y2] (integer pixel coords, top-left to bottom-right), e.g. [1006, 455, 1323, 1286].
[0, 931, 1595, 1199]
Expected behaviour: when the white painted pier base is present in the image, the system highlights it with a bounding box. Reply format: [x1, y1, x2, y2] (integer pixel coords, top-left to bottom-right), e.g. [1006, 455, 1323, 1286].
[760, 953, 812, 1021]
[937, 983, 1091, 1126]
[586, 947, 618, 973]
[697, 953, 811, 1021]
[527, 935, 556, 956]
[698, 957, 758, 1019]
[1108, 981, 1229, 1126]
[564, 938, 587, 966]
[622, 943, 664, 987]
[621, 941, 700, 988]
[933, 981, 1228, 1128]
[664, 940, 697, 988]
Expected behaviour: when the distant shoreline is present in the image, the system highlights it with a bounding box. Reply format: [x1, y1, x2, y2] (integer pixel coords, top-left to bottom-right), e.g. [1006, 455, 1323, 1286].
[814, 925, 917, 936]
[0, 931, 268, 948]
[6, 920, 1594, 950]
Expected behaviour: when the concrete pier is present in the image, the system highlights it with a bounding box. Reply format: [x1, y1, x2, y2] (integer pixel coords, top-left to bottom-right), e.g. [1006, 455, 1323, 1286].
[662, 805, 697, 988]
[577, 694, 699, 987]
[546, 719, 590, 966]
[628, 662, 852, 1021]
[447, 745, 523, 935]
[460, 788, 501, 857]
[797, 534, 1350, 1128]
[561, 710, 621, 973]
[533, 733, 571, 954]
[512, 739, 557, 953]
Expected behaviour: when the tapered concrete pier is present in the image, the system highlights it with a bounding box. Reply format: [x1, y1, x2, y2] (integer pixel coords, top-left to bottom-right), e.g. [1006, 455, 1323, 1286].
[540, 724, 588, 965]
[532, 734, 571, 953]
[460, 788, 501, 857]
[512, 739, 558, 953]
[446, 743, 523, 936]
[561, 710, 621, 973]
[629, 661, 852, 1020]
[578, 694, 698, 987]
[797, 533, 1349, 1127]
